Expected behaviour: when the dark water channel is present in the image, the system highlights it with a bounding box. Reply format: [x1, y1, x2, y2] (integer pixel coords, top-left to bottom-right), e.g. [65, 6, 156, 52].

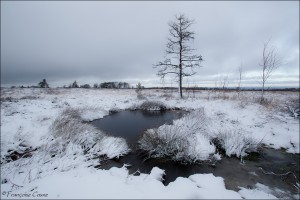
[91, 110, 299, 197]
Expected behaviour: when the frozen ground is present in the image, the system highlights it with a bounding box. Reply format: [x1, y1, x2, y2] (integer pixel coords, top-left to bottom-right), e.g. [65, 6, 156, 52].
[1, 88, 299, 199]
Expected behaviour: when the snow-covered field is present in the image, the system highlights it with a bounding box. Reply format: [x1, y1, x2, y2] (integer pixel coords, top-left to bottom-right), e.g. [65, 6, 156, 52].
[1, 88, 299, 199]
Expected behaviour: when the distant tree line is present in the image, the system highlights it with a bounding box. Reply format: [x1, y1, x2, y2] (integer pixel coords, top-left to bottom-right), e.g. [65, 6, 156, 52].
[9, 79, 133, 89]
[99, 82, 130, 89]
[62, 81, 131, 89]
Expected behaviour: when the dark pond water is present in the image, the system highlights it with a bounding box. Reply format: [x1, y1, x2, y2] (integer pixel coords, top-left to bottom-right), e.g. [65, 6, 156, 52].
[92, 110, 187, 145]
[91, 110, 299, 198]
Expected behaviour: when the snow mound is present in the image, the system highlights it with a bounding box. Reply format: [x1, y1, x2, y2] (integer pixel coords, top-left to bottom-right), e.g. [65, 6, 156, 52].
[148, 167, 165, 182]
[1, 166, 252, 199]
[239, 183, 279, 199]
[188, 174, 242, 199]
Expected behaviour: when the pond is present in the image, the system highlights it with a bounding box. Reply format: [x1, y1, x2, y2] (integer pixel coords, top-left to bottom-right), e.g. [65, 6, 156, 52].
[91, 110, 187, 145]
[91, 110, 299, 198]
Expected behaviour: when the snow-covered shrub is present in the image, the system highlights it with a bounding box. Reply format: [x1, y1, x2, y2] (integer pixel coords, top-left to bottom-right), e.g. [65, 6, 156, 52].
[237, 95, 251, 109]
[135, 83, 146, 100]
[108, 105, 121, 114]
[138, 109, 218, 164]
[172, 108, 209, 135]
[48, 108, 129, 159]
[138, 101, 167, 111]
[1, 143, 36, 164]
[20, 95, 39, 100]
[284, 98, 300, 118]
[129, 101, 167, 111]
[136, 90, 146, 100]
[108, 108, 120, 114]
[160, 92, 174, 99]
[138, 126, 190, 161]
[213, 129, 262, 158]
[255, 96, 274, 108]
[94, 137, 130, 159]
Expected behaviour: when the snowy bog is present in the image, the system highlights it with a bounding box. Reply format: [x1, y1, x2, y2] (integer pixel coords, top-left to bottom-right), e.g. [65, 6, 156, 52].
[1, 88, 299, 199]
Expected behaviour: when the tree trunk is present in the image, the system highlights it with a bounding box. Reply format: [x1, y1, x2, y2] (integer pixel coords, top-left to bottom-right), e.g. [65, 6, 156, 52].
[179, 24, 183, 99]
[261, 68, 265, 102]
[261, 81, 265, 102]
[179, 66, 183, 98]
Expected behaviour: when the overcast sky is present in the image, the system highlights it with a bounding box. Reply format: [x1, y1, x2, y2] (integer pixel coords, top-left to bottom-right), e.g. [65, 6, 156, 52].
[1, 1, 299, 88]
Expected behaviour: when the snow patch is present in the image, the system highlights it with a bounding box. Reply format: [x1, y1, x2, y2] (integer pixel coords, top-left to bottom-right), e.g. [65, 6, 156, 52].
[239, 183, 278, 199]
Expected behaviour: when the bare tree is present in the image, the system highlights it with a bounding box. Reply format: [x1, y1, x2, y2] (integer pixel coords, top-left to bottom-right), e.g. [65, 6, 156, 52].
[154, 14, 203, 98]
[71, 81, 79, 88]
[260, 40, 281, 101]
[221, 75, 228, 90]
[220, 74, 229, 99]
[237, 64, 243, 97]
[38, 79, 49, 88]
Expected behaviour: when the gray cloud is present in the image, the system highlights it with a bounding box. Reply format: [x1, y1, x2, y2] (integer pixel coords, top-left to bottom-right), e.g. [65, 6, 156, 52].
[1, 1, 299, 87]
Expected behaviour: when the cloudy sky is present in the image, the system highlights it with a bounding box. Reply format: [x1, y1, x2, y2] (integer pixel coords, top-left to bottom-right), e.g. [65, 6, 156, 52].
[1, 1, 299, 88]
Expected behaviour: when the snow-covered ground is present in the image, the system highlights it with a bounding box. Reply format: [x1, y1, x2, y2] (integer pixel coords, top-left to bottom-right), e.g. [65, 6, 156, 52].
[1, 88, 299, 199]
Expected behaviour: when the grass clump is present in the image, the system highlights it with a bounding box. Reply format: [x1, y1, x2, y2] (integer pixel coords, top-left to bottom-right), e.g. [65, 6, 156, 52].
[212, 129, 262, 159]
[48, 108, 129, 159]
[130, 101, 168, 111]
[138, 109, 218, 164]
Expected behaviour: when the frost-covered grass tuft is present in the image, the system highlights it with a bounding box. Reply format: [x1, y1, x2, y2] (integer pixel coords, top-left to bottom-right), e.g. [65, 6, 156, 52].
[213, 129, 262, 158]
[131, 101, 167, 111]
[48, 108, 129, 159]
[138, 109, 218, 164]
[138, 126, 191, 162]
[138, 108, 263, 162]
[139, 101, 167, 111]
